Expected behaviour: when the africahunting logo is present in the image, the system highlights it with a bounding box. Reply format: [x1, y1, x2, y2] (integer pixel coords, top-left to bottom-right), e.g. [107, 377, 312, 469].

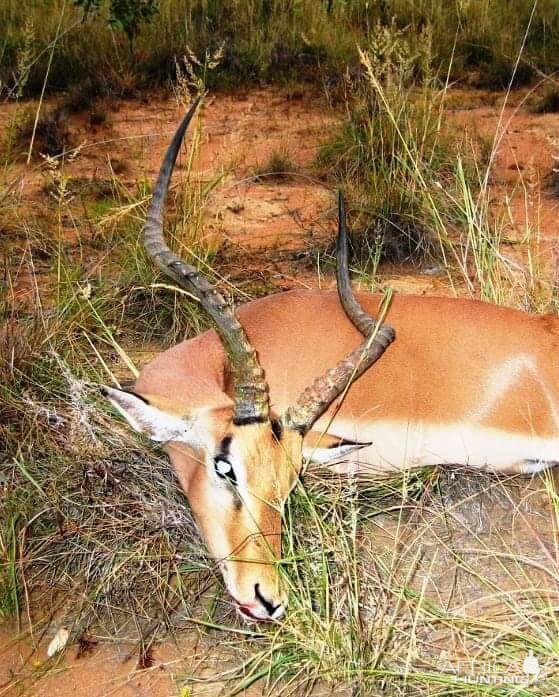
[440, 650, 542, 685]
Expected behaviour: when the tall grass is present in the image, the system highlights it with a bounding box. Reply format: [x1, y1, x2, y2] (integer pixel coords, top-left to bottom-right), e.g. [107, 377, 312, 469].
[317, 23, 558, 313]
[2, 0, 559, 100]
[0, 100, 221, 634]
[237, 467, 559, 695]
[317, 23, 448, 266]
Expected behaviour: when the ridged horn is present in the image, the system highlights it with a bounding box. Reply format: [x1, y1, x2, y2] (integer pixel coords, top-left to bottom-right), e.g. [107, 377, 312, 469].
[143, 97, 269, 424]
[282, 192, 395, 435]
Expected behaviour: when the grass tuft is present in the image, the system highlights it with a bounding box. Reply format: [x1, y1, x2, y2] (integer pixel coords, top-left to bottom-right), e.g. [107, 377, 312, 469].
[530, 86, 559, 113]
[2, 105, 73, 161]
[253, 148, 299, 182]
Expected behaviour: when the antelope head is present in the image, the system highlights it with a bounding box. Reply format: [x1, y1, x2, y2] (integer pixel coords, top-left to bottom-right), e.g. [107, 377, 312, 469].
[102, 99, 394, 621]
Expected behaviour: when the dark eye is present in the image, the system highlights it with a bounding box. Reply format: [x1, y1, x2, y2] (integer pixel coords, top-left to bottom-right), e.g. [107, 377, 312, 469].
[214, 456, 237, 485]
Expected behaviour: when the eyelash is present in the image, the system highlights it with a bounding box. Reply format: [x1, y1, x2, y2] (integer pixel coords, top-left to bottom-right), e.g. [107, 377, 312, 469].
[213, 456, 237, 485]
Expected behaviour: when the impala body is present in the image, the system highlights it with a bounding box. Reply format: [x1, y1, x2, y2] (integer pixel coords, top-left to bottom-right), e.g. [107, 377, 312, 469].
[104, 99, 559, 621]
[136, 290, 559, 476]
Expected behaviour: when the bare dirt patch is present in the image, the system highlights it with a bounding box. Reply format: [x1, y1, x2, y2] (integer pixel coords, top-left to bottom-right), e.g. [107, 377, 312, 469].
[2, 87, 340, 304]
[0, 621, 271, 697]
[6, 87, 559, 300]
[446, 93, 559, 269]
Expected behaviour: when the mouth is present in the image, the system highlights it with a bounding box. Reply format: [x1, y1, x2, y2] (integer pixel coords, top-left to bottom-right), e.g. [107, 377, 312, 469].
[236, 604, 274, 623]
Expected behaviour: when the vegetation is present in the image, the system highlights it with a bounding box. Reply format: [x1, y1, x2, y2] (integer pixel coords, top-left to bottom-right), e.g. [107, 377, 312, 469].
[530, 85, 559, 113]
[2, 1, 559, 695]
[3, 0, 559, 99]
[316, 25, 448, 265]
[253, 148, 299, 181]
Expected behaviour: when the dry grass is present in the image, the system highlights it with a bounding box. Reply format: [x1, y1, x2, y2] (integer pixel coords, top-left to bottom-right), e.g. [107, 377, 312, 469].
[3, 0, 559, 100]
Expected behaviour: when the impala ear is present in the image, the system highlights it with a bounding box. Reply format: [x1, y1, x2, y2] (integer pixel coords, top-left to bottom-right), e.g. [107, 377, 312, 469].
[302, 432, 371, 465]
[101, 386, 196, 443]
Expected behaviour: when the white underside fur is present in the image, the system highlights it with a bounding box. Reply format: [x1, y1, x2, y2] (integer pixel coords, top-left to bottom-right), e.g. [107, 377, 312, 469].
[325, 420, 559, 475]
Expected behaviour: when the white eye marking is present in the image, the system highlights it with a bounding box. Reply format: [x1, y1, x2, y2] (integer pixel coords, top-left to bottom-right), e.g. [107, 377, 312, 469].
[216, 459, 233, 476]
[214, 455, 237, 485]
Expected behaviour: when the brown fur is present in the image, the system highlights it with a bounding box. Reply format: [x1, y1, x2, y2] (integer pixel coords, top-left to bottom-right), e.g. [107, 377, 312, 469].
[138, 290, 559, 438]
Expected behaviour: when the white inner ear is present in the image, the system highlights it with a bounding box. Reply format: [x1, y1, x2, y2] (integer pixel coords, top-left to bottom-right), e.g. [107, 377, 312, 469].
[103, 386, 191, 443]
[303, 442, 370, 465]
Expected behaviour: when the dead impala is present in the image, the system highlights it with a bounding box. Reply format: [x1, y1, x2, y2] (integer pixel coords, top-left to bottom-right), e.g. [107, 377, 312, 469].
[103, 98, 559, 621]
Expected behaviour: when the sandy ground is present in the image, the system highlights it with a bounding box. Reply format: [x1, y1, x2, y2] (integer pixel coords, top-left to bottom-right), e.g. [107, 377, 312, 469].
[5, 86, 559, 305]
[0, 621, 269, 697]
[449, 98, 559, 231]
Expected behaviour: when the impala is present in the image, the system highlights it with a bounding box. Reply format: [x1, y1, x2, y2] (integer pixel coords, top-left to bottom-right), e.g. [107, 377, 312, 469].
[103, 98, 559, 621]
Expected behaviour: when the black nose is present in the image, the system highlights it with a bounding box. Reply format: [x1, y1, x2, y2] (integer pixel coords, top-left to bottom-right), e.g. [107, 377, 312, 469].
[254, 583, 281, 616]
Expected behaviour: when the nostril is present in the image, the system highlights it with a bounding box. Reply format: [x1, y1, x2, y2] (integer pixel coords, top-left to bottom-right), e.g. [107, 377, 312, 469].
[254, 583, 281, 616]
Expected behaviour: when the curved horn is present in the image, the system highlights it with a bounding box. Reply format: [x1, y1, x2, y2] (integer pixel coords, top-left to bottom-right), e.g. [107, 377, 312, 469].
[282, 192, 395, 435]
[143, 98, 269, 424]
[335, 192, 379, 336]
